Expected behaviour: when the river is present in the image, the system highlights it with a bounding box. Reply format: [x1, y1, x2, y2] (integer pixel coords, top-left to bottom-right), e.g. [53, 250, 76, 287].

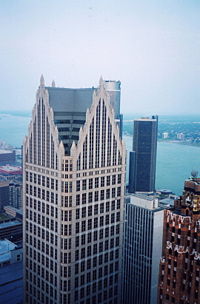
[0, 112, 200, 195]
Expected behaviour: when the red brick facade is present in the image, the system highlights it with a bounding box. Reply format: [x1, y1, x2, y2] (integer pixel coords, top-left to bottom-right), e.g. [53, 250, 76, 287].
[158, 179, 200, 304]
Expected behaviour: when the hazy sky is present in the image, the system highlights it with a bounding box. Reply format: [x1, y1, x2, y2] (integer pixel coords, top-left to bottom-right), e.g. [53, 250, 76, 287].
[0, 0, 199, 114]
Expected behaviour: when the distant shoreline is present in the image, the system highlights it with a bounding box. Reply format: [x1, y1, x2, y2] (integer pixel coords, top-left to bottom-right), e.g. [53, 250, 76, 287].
[123, 134, 200, 148]
[158, 140, 200, 148]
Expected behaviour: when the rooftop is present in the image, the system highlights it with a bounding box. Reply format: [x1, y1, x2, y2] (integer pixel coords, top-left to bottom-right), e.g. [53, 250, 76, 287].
[184, 178, 200, 194]
[0, 220, 22, 229]
[0, 181, 10, 187]
[135, 117, 157, 122]
[159, 197, 175, 207]
[158, 189, 173, 194]
[128, 193, 162, 211]
[44, 80, 121, 155]
[0, 213, 11, 222]
[4, 206, 23, 215]
[0, 239, 17, 263]
[46, 86, 95, 113]
[46, 80, 120, 116]
[0, 165, 22, 174]
[0, 150, 13, 154]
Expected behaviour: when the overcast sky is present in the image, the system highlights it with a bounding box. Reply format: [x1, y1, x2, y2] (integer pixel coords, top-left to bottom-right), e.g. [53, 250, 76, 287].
[0, 0, 199, 115]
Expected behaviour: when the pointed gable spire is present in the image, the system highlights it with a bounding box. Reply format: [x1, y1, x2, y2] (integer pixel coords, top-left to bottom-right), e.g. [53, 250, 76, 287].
[99, 76, 104, 89]
[40, 74, 45, 87]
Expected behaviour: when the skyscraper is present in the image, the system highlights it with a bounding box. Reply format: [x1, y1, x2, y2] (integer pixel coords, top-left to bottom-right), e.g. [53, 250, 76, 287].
[122, 194, 164, 304]
[158, 173, 200, 304]
[128, 116, 158, 193]
[23, 76, 126, 304]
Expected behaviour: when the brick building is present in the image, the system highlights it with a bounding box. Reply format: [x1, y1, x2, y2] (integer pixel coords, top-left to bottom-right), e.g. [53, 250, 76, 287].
[158, 175, 200, 304]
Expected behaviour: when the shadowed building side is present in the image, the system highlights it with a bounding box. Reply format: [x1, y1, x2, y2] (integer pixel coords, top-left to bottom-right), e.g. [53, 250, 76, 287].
[128, 116, 158, 193]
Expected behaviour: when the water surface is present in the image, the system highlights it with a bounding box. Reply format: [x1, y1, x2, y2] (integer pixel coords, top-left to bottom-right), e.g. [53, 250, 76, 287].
[1, 112, 200, 195]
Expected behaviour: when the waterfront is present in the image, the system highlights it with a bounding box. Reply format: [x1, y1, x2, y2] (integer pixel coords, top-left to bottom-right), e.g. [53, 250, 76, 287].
[0, 112, 30, 147]
[125, 135, 200, 195]
[1, 112, 200, 195]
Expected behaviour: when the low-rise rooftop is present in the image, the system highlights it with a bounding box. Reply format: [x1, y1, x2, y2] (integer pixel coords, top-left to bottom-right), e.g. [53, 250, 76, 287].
[0, 240, 17, 263]
[0, 220, 22, 229]
[127, 193, 162, 211]
[0, 165, 22, 175]
[0, 150, 13, 154]
[0, 181, 10, 187]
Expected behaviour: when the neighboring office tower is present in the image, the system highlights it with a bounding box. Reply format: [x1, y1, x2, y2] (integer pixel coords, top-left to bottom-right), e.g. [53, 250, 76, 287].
[0, 181, 9, 210]
[158, 173, 200, 304]
[129, 116, 158, 193]
[122, 193, 164, 304]
[0, 149, 16, 165]
[9, 182, 22, 209]
[23, 76, 126, 304]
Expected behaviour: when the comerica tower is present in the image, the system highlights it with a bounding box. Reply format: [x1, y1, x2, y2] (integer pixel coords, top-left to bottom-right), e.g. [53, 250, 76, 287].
[129, 116, 158, 193]
[23, 76, 126, 304]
